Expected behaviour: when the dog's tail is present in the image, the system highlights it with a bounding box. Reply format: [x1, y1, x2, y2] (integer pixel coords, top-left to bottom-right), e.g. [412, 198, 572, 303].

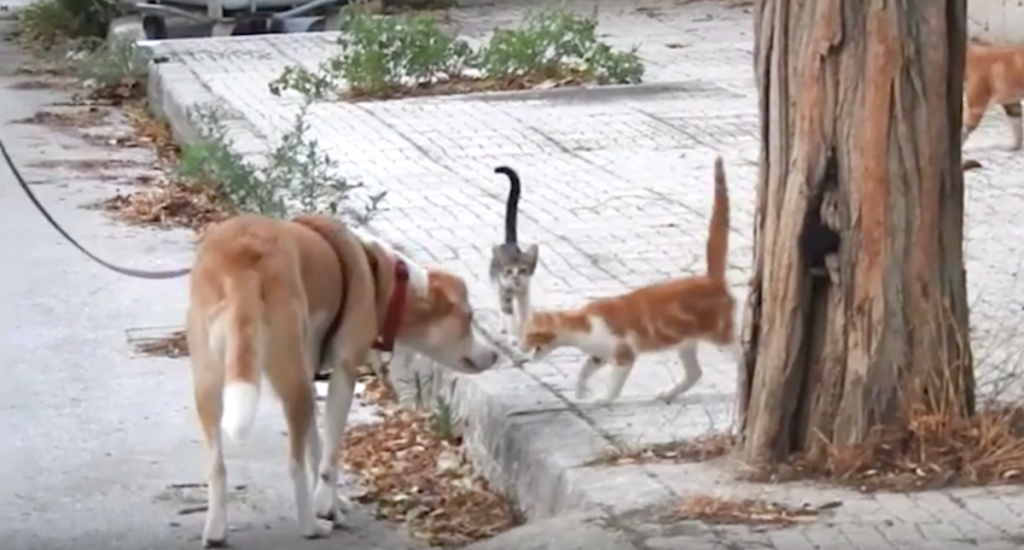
[706, 156, 730, 280]
[216, 271, 264, 442]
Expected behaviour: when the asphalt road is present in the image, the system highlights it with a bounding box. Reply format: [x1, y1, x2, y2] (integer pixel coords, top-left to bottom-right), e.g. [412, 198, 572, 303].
[0, 24, 426, 550]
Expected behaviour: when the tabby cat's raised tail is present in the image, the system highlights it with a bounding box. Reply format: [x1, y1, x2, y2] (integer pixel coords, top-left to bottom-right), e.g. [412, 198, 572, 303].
[494, 166, 521, 250]
[705, 157, 730, 281]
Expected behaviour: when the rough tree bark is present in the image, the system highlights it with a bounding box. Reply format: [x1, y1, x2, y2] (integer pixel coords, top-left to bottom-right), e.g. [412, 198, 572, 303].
[739, 0, 976, 465]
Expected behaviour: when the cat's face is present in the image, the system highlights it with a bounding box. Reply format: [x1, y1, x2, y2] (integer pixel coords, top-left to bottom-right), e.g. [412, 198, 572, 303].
[519, 312, 559, 361]
[492, 243, 539, 291]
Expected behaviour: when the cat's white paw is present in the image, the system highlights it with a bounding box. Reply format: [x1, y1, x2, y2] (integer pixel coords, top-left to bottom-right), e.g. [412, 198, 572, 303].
[592, 395, 616, 406]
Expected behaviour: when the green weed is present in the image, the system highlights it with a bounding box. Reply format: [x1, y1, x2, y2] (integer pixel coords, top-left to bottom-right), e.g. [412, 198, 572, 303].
[270, 7, 644, 101]
[15, 0, 123, 49]
[177, 103, 384, 220]
[476, 10, 643, 84]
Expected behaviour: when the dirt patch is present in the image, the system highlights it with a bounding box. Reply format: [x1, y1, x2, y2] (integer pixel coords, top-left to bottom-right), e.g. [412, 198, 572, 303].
[672, 494, 832, 527]
[92, 180, 228, 231]
[30, 158, 152, 173]
[589, 432, 735, 466]
[86, 102, 225, 231]
[14, 63, 73, 77]
[345, 70, 597, 102]
[121, 102, 181, 162]
[7, 78, 73, 90]
[133, 330, 188, 358]
[14, 106, 111, 128]
[592, 401, 1024, 495]
[674, 0, 753, 6]
[741, 403, 1024, 493]
[84, 78, 145, 105]
[343, 373, 519, 547]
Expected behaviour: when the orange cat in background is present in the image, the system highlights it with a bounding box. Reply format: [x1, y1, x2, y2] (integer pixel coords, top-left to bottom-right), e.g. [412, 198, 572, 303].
[963, 40, 1024, 151]
[519, 157, 736, 405]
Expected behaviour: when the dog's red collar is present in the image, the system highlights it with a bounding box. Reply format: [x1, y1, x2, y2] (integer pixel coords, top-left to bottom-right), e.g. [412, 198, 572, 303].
[372, 260, 410, 353]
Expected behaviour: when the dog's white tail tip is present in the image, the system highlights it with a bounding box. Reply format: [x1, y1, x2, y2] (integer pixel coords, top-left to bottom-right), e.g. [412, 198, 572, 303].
[221, 381, 260, 442]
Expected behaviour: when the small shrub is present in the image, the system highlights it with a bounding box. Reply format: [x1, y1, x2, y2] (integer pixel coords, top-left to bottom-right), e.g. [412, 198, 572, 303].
[76, 38, 148, 99]
[268, 66, 339, 101]
[270, 8, 644, 101]
[476, 10, 644, 84]
[177, 107, 276, 216]
[16, 0, 123, 48]
[177, 103, 384, 220]
[272, 12, 475, 98]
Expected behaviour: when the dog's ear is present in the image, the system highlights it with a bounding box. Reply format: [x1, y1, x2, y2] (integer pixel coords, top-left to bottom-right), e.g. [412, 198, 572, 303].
[417, 272, 466, 318]
[419, 283, 454, 317]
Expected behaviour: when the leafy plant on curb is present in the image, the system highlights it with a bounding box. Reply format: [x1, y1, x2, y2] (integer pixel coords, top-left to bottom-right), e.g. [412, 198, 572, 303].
[75, 38, 149, 100]
[269, 7, 644, 100]
[477, 10, 643, 85]
[177, 102, 386, 221]
[15, 0, 124, 49]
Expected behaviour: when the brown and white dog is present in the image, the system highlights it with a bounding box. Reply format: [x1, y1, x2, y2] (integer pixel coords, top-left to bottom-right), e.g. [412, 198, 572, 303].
[186, 213, 499, 547]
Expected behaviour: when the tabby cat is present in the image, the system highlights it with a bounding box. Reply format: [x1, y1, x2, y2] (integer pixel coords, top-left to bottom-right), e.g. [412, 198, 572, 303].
[489, 166, 539, 340]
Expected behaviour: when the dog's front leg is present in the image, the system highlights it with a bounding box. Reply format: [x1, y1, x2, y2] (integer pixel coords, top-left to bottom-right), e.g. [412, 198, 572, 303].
[313, 365, 356, 525]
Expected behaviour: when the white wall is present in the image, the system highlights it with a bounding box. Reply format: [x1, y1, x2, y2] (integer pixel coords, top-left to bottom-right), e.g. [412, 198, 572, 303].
[970, 0, 1024, 43]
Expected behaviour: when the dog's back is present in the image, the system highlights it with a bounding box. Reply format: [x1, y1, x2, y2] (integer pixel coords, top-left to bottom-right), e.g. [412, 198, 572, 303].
[188, 214, 299, 439]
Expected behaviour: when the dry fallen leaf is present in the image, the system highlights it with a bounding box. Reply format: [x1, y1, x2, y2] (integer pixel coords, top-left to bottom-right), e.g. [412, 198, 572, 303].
[342, 373, 518, 547]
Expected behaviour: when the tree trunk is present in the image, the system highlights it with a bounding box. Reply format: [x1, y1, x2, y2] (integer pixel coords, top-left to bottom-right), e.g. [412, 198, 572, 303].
[738, 0, 976, 466]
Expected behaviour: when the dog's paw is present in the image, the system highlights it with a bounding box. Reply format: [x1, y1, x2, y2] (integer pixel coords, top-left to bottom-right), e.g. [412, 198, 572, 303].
[592, 395, 616, 406]
[202, 537, 228, 549]
[202, 514, 228, 548]
[301, 518, 334, 539]
[314, 488, 342, 524]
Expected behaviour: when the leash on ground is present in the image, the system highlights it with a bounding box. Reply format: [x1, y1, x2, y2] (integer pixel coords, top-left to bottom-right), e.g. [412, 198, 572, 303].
[2, 135, 191, 280]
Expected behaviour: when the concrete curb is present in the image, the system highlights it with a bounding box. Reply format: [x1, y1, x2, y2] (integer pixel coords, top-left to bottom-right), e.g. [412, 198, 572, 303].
[378, 334, 729, 521]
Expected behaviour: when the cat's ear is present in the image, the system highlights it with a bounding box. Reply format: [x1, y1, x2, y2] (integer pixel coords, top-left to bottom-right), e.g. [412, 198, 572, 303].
[491, 243, 509, 262]
[522, 244, 540, 272]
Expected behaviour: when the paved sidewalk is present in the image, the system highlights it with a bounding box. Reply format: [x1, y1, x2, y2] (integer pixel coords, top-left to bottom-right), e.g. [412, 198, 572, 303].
[144, 0, 1024, 547]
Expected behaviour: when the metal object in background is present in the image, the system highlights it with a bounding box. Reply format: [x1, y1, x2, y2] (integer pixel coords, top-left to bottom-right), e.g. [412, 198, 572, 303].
[127, 0, 351, 39]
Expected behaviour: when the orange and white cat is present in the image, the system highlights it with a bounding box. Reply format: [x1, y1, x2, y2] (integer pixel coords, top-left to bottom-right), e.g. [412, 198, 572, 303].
[963, 40, 1024, 150]
[519, 157, 736, 405]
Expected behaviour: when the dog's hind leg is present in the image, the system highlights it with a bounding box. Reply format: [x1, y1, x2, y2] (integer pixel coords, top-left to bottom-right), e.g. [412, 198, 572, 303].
[196, 380, 229, 548]
[313, 362, 357, 525]
[188, 322, 230, 548]
[267, 305, 333, 540]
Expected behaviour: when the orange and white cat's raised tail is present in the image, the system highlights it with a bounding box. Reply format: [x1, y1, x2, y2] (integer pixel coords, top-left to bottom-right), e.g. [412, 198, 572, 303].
[706, 156, 729, 281]
[519, 156, 737, 405]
